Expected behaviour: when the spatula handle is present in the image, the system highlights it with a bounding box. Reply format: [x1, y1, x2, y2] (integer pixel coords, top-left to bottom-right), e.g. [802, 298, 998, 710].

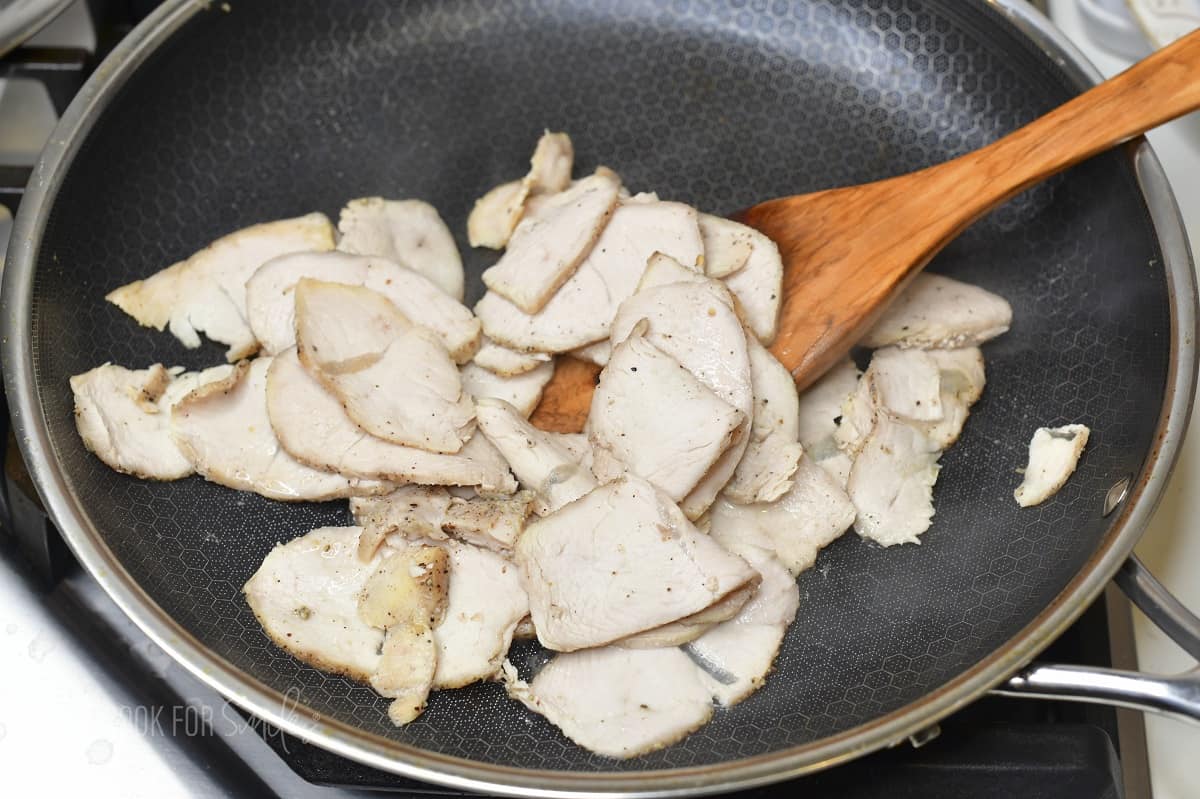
[955, 28, 1200, 210]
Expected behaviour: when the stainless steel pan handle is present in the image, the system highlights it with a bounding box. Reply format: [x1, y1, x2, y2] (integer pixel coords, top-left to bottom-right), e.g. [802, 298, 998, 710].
[993, 556, 1200, 723]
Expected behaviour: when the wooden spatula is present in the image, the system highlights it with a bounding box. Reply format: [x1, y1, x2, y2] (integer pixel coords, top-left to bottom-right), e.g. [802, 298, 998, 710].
[530, 29, 1200, 434]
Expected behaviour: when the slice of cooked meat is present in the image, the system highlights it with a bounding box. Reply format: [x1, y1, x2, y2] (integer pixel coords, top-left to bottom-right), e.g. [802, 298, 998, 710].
[360, 546, 450, 725]
[686, 520, 799, 706]
[352, 486, 453, 560]
[711, 453, 856, 576]
[921, 347, 986, 448]
[475, 201, 704, 353]
[503, 646, 715, 759]
[796, 359, 860, 484]
[373, 624, 438, 725]
[353, 487, 533, 558]
[515, 475, 757, 651]
[246, 250, 480, 362]
[868, 347, 944, 423]
[527, 130, 574, 193]
[847, 414, 942, 546]
[266, 349, 514, 492]
[467, 131, 576, 249]
[833, 369, 878, 457]
[359, 546, 450, 631]
[474, 397, 597, 515]
[433, 541, 530, 688]
[546, 431, 592, 470]
[615, 583, 755, 648]
[715, 223, 783, 345]
[861, 273, 1012, 349]
[468, 180, 531, 250]
[589, 322, 746, 502]
[294, 279, 474, 453]
[107, 213, 334, 361]
[70, 362, 233, 480]
[460, 360, 555, 418]
[636, 251, 705, 291]
[473, 335, 552, 376]
[1014, 424, 1090, 507]
[441, 491, 535, 552]
[172, 358, 388, 501]
[512, 616, 536, 640]
[797, 359, 860, 452]
[243, 526, 383, 681]
[482, 172, 620, 314]
[362, 546, 450, 726]
[612, 278, 754, 518]
[693, 623, 788, 705]
[611, 279, 752, 419]
[724, 336, 804, 505]
[336, 197, 464, 301]
[568, 339, 611, 367]
[698, 214, 755, 278]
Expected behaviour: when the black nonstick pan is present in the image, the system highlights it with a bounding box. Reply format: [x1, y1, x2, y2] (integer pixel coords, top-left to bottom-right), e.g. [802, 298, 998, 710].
[4, 0, 1200, 795]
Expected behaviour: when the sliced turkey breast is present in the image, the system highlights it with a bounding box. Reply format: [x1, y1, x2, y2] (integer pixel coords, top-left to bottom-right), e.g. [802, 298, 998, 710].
[698, 214, 755, 278]
[474, 397, 598, 515]
[360, 545, 450, 725]
[502, 647, 715, 759]
[796, 359, 860, 485]
[172, 358, 388, 501]
[266, 348, 514, 492]
[861, 273, 1012, 349]
[460, 360, 555, 418]
[467, 131, 575, 249]
[615, 583, 755, 649]
[568, 339, 612, 367]
[1014, 424, 1090, 507]
[294, 279, 474, 453]
[433, 541, 529, 688]
[526, 130, 574, 194]
[797, 359, 861, 452]
[589, 322, 746, 502]
[473, 336, 552, 376]
[70, 362, 233, 480]
[636, 251, 705, 291]
[868, 347, 944, 423]
[468, 180, 530, 250]
[723, 336, 804, 505]
[107, 213, 334, 360]
[703, 218, 783, 344]
[710, 453, 856, 576]
[475, 201, 704, 353]
[482, 172, 620, 314]
[243, 526, 382, 681]
[920, 347, 986, 448]
[245, 250, 480, 363]
[336, 198, 464, 301]
[611, 278, 753, 518]
[687, 517, 799, 706]
[515, 475, 757, 651]
[440, 491, 535, 552]
[351, 486, 453, 560]
[847, 414, 942, 546]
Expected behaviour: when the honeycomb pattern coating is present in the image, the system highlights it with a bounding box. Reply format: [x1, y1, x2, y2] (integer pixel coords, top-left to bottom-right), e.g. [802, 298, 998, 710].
[28, 0, 1170, 774]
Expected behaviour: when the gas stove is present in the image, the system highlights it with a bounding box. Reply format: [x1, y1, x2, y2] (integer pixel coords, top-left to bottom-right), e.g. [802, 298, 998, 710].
[0, 2, 1187, 797]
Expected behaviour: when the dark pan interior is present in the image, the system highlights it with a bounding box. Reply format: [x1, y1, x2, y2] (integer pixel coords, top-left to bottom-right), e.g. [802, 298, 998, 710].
[30, 0, 1169, 772]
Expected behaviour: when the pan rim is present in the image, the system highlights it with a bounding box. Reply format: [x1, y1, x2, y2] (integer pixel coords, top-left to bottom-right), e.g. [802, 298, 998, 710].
[3, 0, 1195, 795]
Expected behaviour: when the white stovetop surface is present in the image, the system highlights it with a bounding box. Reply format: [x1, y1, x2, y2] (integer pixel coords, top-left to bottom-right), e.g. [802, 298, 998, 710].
[1046, 3, 1200, 799]
[1, 3, 1198, 797]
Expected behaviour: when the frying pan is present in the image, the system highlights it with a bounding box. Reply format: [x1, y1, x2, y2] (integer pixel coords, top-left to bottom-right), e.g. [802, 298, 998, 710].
[4, 0, 1200, 795]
